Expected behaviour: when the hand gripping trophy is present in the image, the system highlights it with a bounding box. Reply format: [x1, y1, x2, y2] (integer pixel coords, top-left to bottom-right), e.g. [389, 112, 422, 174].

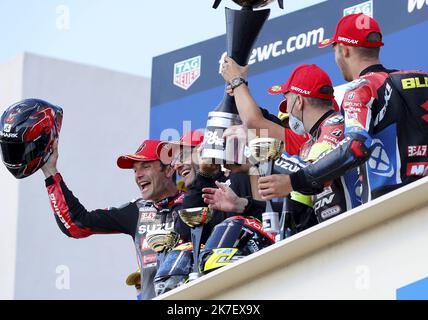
[178, 207, 214, 281]
[202, 0, 283, 165]
[249, 137, 284, 236]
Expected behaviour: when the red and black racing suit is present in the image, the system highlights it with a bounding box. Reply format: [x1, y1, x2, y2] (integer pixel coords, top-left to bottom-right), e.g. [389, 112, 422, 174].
[45, 173, 185, 300]
[298, 109, 349, 222]
[290, 65, 428, 204]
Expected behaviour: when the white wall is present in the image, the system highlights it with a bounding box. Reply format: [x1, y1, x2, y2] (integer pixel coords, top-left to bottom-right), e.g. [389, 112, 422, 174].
[0, 53, 151, 299]
[0, 54, 24, 300]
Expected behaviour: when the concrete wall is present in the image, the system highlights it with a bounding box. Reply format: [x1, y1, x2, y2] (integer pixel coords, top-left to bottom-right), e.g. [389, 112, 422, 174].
[0, 53, 151, 299]
[0, 54, 24, 300]
[157, 176, 428, 300]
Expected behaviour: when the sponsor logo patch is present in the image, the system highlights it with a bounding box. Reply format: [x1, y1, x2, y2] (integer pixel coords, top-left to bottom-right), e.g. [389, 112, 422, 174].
[407, 162, 428, 176]
[0, 131, 18, 138]
[344, 102, 363, 108]
[173, 56, 201, 90]
[3, 124, 12, 133]
[368, 139, 395, 178]
[343, 0, 373, 17]
[337, 36, 358, 45]
[331, 129, 342, 137]
[139, 211, 157, 221]
[347, 92, 356, 100]
[325, 115, 343, 125]
[290, 86, 311, 95]
[401, 76, 428, 89]
[316, 186, 333, 198]
[320, 205, 341, 220]
[142, 254, 157, 265]
[320, 39, 331, 45]
[269, 85, 283, 93]
[322, 135, 339, 145]
[408, 145, 428, 157]
[204, 131, 224, 147]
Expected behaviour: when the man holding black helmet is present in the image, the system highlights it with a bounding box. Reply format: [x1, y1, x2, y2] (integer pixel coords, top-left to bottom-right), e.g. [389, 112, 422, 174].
[41, 138, 183, 300]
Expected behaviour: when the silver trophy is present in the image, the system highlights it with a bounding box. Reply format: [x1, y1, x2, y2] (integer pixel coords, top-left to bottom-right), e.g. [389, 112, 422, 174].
[249, 137, 284, 234]
[178, 207, 214, 280]
[202, 0, 281, 165]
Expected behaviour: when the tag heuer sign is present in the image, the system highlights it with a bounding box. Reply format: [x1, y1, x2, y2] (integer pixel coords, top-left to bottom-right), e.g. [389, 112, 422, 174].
[343, 0, 373, 17]
[173, 56, 201, 90]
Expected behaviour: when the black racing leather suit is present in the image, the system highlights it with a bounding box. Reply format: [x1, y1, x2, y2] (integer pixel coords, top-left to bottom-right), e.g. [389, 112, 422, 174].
[45, 173, 185, 300]
[290, 65, 428, 205]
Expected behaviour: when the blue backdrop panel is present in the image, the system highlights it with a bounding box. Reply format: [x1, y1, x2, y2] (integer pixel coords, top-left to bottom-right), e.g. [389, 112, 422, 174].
[150, 0, 428, 139]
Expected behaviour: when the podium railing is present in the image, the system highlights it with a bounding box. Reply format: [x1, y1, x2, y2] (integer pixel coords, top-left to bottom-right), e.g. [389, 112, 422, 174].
[155, 176, 428, 300]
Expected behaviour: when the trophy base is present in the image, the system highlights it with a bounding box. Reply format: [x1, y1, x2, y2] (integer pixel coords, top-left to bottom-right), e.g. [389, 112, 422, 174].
[202, 111, 245, 165]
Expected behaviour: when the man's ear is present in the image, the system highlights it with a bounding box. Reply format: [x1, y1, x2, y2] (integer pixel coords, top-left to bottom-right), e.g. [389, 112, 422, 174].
[342, 44, 351, 58]
[296, 94, 304, 111]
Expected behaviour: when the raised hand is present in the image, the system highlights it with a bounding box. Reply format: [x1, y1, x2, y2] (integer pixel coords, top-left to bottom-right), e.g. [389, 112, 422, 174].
[202, 180, 248, 213]
[220, 56, 249, 83]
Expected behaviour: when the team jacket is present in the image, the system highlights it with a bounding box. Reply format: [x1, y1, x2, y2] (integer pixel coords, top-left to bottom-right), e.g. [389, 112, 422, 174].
[290, 65, 428, 205]
[45, 173, 185, 300]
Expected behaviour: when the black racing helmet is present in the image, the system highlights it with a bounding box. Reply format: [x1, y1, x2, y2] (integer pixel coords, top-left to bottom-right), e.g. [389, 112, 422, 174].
[199, 216, 275, 274]
[0, 99, 63, 179]
[154, 242, 194, 296]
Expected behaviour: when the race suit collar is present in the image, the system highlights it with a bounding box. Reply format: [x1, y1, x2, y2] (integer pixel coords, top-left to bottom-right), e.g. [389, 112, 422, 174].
[309, 109, 335, 137]
[154, 190, 184, 209]
[358, 64, 399, 76]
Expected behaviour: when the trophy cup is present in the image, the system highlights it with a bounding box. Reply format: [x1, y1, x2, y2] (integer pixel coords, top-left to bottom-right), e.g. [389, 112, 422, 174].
[178, 207, 214, 281]
[146, 230, 180, 264]
[249, 137, 284, 236]
[202, 0, 280, 165]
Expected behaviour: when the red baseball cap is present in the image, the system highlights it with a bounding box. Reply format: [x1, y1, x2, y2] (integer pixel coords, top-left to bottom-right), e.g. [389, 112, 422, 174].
[268, 64, 335, 112]
[117, 139, 172, 169]
[171, 130, 205, 147]
[156, 130, 205, 164]
[319, 13, 384, 48]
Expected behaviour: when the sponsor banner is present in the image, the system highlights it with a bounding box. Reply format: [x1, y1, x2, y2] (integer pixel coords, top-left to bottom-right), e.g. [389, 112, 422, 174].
[151, 0, 428, 107]
[406, 162, 428, 176]
[173, 56, 201, 90]
[343, 0, 373, 17]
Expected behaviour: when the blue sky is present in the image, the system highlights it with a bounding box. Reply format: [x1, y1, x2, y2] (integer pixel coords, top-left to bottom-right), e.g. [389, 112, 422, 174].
[0, 0, 325, 78]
